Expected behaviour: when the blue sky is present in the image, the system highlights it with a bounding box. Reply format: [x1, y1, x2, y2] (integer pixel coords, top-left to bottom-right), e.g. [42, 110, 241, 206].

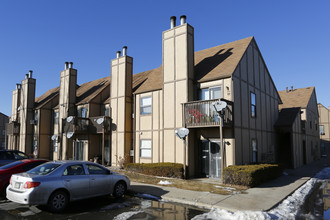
[0, 0, 329, 116]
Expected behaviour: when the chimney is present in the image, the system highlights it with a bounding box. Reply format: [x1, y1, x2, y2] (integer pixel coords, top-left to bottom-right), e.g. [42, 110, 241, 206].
[286, 87, 288, 93]
[116, 51, 121, 58]
[25, 74, 29, 79]
[170, 16, 176, 29]
[16, 83, 21, 89]
[122, 46, 127, 56]
[68, 62, 73, 69]
[291, 86, 293, 91]
[180, 15, 186, 25]
[65, 62, 69, 70]
[28, 70, 33, 78]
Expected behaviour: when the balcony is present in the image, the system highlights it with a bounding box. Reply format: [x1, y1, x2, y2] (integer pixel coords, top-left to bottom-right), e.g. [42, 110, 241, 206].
[63, 117, 89, 134]
[89, 116, 111, 133]
[183, 99, 233, 128]
[63, 116, 112, 135]
[6, 122, 20, 135]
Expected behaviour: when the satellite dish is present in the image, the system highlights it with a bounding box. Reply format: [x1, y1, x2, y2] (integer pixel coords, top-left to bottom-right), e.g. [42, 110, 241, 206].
[67, 116, 73, 123]
[175, 128, 189, 139]
[96, 118, 104, 125]
[51, 134, 57, 141]
[66, 132, 74, 139]
[211, 101, 227, 112]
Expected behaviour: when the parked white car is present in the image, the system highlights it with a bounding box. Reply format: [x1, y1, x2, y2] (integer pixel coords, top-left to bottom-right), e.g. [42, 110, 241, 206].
[6, 161, 130, 212]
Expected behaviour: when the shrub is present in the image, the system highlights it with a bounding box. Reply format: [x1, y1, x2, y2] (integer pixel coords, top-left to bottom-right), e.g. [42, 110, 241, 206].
[125, 162, 183, 178]
[223, 164, 282, 187]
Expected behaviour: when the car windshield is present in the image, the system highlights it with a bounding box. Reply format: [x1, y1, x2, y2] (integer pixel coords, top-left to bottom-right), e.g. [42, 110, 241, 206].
[27, 163, 60, 175]
[0, 161, 24, 170]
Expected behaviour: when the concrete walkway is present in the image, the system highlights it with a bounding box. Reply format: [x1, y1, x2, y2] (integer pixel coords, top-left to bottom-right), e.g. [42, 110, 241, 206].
[129, 158, 330, 212]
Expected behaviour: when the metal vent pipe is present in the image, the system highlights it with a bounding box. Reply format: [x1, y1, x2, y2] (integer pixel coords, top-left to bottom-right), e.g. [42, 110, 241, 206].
[170, 16, 176, 29]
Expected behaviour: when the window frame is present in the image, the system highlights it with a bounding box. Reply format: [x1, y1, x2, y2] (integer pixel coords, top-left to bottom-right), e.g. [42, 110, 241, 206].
[140, 96, 152, 115]
[250, 92, 256, 118]
[320, 125, 325, 135]
[140, 139, 152, 158]
[200, 86, 222, 100]
[252, 139, 258, 163]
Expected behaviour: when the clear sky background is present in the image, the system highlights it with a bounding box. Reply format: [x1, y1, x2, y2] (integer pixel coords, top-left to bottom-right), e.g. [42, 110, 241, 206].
[0, 0, 329, 116]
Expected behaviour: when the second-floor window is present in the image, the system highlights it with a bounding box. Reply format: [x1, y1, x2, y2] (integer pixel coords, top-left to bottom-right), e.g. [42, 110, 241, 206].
[105, 106, 110, 117]
[78, 108, 87, 118]
[140, 97, 152, 115]
[320, 125, 325, 135]
[54, 112, 59, 125]
[34, 111, 38, 124]
[251, 92, 256, 118]
[200, 86, 222, 100]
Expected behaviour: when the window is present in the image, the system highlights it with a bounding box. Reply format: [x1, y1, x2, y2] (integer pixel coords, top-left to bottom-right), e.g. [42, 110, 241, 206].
[105, 106, 110, 117]
[86, 164, 109, 175]
[78, 107, 87, 118]
[320, 125, 325, 135]
[251, 92, 256, 118]
[252, 139, 257, 163]
[140, 97, 152, 115]
[200, 86, 222, 100]
[2, 130, 5, 136]
[63, 165, 85, 176]
[54, 111, 59, 124]
[140, 140, 151, 158]
[34, 111, 38, 124]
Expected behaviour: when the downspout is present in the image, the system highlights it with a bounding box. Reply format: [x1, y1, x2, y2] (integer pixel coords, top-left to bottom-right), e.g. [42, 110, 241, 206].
[132, 93, 136, 163]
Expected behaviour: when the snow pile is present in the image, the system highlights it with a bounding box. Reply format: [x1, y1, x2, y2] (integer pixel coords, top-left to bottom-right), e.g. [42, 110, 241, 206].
[192, 167, 330, 220]
[113, 210, 143, 220]
[158, 180, 173, 185]
[214, 185, 236, 191]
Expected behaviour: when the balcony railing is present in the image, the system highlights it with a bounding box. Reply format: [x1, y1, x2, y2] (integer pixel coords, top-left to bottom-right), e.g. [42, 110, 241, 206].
[6, 122, 20, 135]
[63, 117, 89, 134]
[183, 99, 233, 128]
[89, 116, 111, 133]
[63, 116, 111, 135]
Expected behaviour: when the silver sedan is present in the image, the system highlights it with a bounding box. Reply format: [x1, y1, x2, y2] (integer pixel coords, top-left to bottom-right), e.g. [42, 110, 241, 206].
[6, 160, 130, 212]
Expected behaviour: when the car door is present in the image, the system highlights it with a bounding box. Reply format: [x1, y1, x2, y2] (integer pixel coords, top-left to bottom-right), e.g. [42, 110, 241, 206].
[86, 164, 113, 196]
[62, 164, 90, 200]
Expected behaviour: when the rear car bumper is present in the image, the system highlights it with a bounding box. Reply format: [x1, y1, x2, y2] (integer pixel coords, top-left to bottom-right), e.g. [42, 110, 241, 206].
[6, 186, 48, 205]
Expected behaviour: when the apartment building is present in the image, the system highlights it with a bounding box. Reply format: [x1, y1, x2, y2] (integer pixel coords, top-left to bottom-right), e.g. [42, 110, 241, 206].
[0, 113, 9, 149]
[318, 103, 330, 157]
[6, 16, 317, 178]
[112, 16, 281, 178]
[276, 87, 320, 168]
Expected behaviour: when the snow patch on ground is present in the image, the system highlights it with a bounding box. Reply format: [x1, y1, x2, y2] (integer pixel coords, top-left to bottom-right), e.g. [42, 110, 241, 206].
[214, 185, 236, 191]
[113, 210, 143, 220]
[192, 167, 330, 220]
[158, 180, 173, 185]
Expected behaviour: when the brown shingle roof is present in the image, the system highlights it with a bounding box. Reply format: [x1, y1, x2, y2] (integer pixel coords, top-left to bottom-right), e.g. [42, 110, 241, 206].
[132, 36, 253, 94]
[76, 76, 110, 105]
[35, 87, 59, 109]
[278, 87, 315, 109]
[35, 36, 255, 105]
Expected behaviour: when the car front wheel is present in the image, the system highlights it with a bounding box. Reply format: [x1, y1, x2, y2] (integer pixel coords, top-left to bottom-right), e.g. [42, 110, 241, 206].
[48, 190, 69, 212]
[113, 181, 126, 198]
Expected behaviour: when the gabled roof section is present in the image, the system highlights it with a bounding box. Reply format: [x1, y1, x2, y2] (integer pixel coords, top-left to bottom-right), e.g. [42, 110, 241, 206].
[275, 107, 301, 127]
[195, 36, 253, 82]
[132, 36, 254, 94]
[35, 87, 59, 109]
[76, 76, 110, 105]
[278, 87, 315, 109]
